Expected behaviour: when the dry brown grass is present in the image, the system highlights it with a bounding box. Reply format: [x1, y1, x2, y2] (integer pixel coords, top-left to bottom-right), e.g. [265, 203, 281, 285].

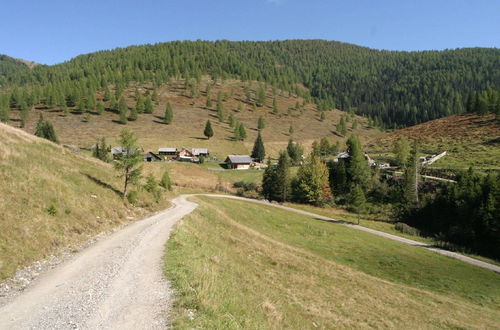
[367, 113, 500, 168]
[0, 123, 171, 280]
[8, 78, 382, 158]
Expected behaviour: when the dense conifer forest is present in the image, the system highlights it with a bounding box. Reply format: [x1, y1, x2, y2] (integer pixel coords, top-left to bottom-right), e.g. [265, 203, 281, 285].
[1, 40, 499, 127]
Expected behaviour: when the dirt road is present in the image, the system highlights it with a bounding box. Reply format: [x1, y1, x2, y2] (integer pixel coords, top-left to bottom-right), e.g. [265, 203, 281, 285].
[0, 195, 197, 330]
[204, 194, 500, 273]
[1, 193, 497, 329]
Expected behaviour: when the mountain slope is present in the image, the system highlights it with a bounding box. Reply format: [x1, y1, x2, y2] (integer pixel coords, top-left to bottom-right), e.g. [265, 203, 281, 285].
[3, 40, 500, 127]
[0, 123, 168, 280]
[0, 55, 29, 78]
[7, 78, 383, 158]
[367, 113, 500, 169]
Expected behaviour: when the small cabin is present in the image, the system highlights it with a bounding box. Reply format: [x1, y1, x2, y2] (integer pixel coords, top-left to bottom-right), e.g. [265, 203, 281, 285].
[191, 148, 209, 157]
[144, 152, 162, 162]
[176, 148, 198, 162]
[225, 155, 253, 170]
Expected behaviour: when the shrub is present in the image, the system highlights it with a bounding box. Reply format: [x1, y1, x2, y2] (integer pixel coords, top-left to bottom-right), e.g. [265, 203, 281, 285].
[160, 169, 172, 191]
[47, 203, 58, 216]
[395, 222, 420, 236]
[127, 190, 138, 204]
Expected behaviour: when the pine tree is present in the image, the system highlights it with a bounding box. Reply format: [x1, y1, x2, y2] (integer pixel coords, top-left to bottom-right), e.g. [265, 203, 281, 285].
[203, 120, 214, 139]
[238, 123, 247, 141]
[96, 100, 105, 115]
[0, 106, 10, 123]
[262, 152, 291, 202]
[287, 139, 303, 165]
[144, 96, 153, 114]
[257, 116, 265, 130]
[136, 96, 145, 113]
[118, 96, 128, 124]
[288, 125, 294, 136]
[349, 184, 366, 223]
[129, 106, 138, 121]
[345, 135, 370, 190]
[402, 140, 419, 209]
[164, 102, 173, 124]
[256, 84, 266, 107]
[272, 97, 279, 114]
[320, 111, 326, 121]
[160, 168, 172, 190]
[393, 136, 411, 167]
[34, 114, 58, 143]
[206, 92, 212, 108]
[251, 132, 266, 162]
[114, 129, 143, 198]
[228, 113, 236, 128]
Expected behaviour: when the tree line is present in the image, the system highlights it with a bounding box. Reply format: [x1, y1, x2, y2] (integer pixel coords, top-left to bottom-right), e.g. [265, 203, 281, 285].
[1, 40, 499, 128]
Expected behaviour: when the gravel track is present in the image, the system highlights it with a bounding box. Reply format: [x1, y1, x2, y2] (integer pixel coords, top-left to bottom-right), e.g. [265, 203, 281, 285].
[0, 193, 497, 330]
[0, 195, 197, 330]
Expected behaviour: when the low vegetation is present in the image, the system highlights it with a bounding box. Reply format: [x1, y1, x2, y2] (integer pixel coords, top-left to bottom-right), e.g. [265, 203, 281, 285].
[0, 123, 171, 280]
[164, 197, 500, 329]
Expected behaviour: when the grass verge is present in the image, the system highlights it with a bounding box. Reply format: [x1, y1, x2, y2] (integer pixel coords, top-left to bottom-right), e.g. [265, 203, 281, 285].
[164, 196, 500, 329]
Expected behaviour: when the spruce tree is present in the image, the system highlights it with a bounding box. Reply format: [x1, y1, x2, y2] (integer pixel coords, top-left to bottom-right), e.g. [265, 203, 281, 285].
[0, 106, 9, 123]
[118, 96, 128, 124]
[203, 120, 214, 139]
[114, 129, 143, 198]
[144, 96, 153, 114]
[228, 113, 236, 128]
[164, 102, 173, 124]
[160, 168, 172, 191]
[257, 116, 265, 130]
[129, 106, 138, 121]
[256, 84, 266, 107]
[251, 132, 266, 162]
[206, 93, 212, 108]
[402, 140, 420, 209]
[320, 111, 326, 121]
[238, 123, 247, 141]
[345, 135, 370, 191]
[96, 100, 105, 115]
[136, 96, 145, 113]
[393, 136, 411, 167]
[272, 97, 279, 114]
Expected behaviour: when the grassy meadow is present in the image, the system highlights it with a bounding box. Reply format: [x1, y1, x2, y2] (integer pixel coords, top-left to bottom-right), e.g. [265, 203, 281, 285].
[164, 196, 500, 329]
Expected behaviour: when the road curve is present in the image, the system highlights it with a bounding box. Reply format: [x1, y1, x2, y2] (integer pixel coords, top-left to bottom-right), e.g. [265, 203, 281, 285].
[201, 194, 500, 274]
[0, 195, 197, 330]
[0, 193, 497, 329]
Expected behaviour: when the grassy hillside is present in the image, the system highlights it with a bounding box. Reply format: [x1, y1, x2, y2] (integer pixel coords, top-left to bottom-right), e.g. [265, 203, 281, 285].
[367, 113, 500, 169]
[8, 78, 382, 158]
[164, 197, 500, 329]
[0, 123, 171, 280]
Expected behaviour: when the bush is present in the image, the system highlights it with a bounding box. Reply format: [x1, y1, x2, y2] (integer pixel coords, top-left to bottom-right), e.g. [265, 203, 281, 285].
[127, 191, 138, 204]
[160, 169, 172, 191]
[395, 222, 420, 236]
[233, 181, 257, 191]
[198, 155, 205, 164]
[47, 203, 58, 216]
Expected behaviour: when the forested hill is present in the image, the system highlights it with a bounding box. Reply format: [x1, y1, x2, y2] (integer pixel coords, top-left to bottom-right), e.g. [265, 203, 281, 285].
[0, 55, 29, 78]
[2, 40, 500, 127]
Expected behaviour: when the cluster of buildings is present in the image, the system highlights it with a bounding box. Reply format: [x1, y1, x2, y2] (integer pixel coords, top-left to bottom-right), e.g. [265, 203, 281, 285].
[111, 146, 266, 170]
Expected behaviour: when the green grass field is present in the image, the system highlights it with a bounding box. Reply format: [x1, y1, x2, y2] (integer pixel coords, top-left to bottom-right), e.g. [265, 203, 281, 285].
[164, 196, 500, 329]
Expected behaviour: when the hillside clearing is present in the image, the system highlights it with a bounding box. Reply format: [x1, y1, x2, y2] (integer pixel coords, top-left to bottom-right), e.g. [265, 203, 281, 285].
[164, 196, 500, 329]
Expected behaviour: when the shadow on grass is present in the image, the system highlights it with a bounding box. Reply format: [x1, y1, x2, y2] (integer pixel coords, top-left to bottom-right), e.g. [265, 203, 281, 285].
[83, 173, 123, 197]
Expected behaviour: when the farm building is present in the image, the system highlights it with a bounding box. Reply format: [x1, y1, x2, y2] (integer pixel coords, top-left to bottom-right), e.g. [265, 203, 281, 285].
[191, 148, 209, 157]
[111, 147, 141, 159]
[143, 152, 162, 162]
[176, 148, 198, 162]
[158, 147, 177, 157]
[225, 155, 253, 170]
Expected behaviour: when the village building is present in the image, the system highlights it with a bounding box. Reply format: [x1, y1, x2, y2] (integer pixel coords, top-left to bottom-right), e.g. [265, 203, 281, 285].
[176, 148, 199, 162]
[111, 147, 141, 159]
[225, 155, 253, 170]
[191, 148, 210, 157]
[158, 147, 178, 157]
[143, 152, 162, 162]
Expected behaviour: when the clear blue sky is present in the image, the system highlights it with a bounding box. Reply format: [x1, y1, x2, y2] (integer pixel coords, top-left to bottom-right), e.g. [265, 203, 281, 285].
[1, 0, 499, 65]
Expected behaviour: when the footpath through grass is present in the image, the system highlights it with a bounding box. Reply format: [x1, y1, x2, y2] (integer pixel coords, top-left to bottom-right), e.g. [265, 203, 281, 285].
[164, 196, 500, 329]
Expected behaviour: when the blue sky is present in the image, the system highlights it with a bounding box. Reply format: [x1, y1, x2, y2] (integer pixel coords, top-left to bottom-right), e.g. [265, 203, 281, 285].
[1, 0, 499, 65]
